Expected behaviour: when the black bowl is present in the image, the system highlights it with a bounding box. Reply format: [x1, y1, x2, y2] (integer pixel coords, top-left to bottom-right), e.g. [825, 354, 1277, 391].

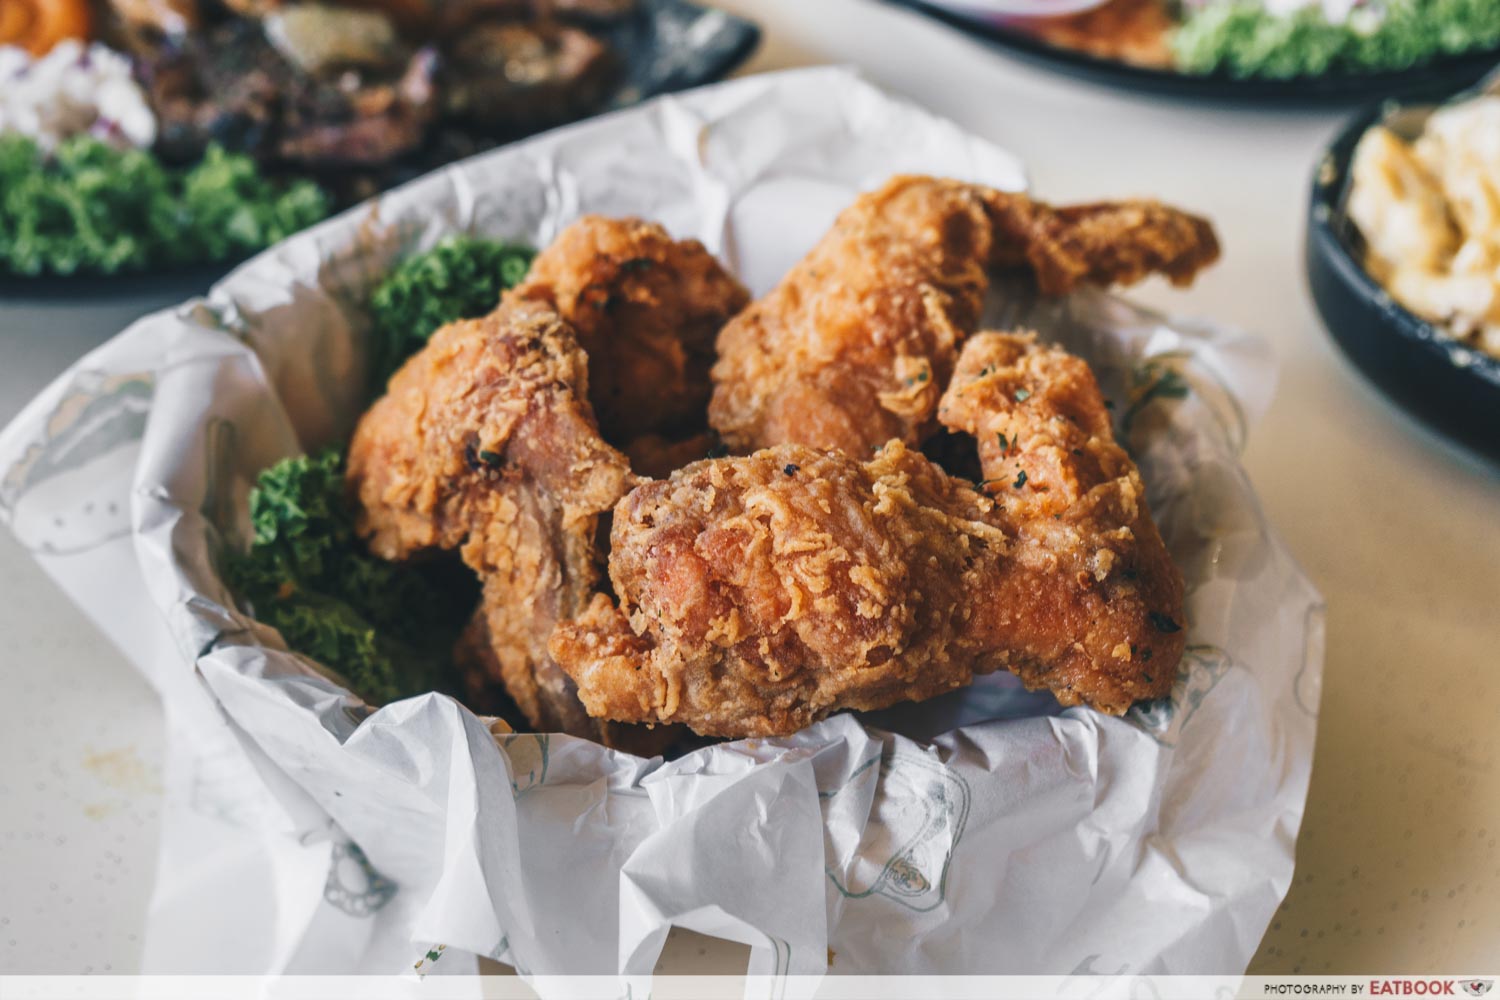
[1305, 101, 1500, 461]
[887, 0, 1500, 105]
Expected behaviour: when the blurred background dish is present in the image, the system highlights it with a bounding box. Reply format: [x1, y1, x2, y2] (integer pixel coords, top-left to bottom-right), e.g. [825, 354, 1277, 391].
[889, 0, 1500, 102]
[0, 0, 759, 283]
[1306, 79, 1500, 461]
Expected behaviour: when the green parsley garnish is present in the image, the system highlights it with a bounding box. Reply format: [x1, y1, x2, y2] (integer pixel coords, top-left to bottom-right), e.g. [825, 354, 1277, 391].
[225, 449, 475, 704]
[0, 135, 327, 278]
[1014, 388, 1032, 402]
[1013, 469, 1028, 489]
[367, 235, 536, 391]
[1173, 0, 1500, 79]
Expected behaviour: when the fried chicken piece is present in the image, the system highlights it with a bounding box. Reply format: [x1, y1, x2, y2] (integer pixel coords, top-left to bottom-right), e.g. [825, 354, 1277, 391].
[347, 299, 637, 740]
[708, 175, 1218, 457]
[551, 443, 1001, 736]
[551, 334, 1184, 737]
[348, 216, 743, 750]
[454, 603, 678, 756]
[513, 215, 750, 444]
[348, 299, 629, 564]
[940, 330, 1124, 517]
[938, 331, 1184, 708]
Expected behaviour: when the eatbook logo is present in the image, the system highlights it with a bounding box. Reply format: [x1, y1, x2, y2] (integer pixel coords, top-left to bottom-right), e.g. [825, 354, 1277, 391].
[1461, 982, 1493, 997]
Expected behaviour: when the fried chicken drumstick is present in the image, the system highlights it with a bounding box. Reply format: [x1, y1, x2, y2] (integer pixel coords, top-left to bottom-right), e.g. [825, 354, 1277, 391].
[347, 216, 747, 749]
[708, 175, 1219, 456]
[551, 333, 1186, 737]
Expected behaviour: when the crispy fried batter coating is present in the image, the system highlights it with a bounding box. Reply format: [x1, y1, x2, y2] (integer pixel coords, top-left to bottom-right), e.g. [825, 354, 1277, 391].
[551, 334, 1184, 737]
[708, 175, 1219, 457]
[939, 331, 1185, 711]
[348, 300, 630, 564]
[513, 215, 749, 444]
[347, 217, 744, 749]
[347, 298, 639, 741]
[349, 187, 1203, 744]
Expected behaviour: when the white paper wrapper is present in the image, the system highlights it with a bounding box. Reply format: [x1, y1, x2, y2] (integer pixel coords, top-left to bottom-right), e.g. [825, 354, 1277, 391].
[0, 67, 1324, 979]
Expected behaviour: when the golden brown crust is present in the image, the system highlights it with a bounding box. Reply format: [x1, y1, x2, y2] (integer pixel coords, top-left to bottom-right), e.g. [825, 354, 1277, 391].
[351, 182, 1205, 744]
[454, 606, 680, 756]
[513, 214, 750, 445]
[708, 176, 994, 458]
[347, 215, 743, 751]
[347, 297, 636, 741]
[707, 175, 1218, 458]
[552, 334, 1184, 737]
[939, 332, 1185, 712]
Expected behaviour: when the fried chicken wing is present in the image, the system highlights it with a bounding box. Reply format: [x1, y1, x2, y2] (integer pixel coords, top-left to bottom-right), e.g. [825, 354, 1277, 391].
[708, 175, 1219, 457]
[552, 334, 1184, 737]
[938, 331, 1185, 710]
[348, 216, 744, 751]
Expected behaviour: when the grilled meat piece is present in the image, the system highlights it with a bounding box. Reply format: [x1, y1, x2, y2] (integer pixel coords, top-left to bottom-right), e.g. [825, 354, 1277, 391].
[139, 15, 437, 168]
[442, 20, 615, 130]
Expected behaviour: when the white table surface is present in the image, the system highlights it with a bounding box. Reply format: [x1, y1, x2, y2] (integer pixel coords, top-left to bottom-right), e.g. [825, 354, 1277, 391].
[2, 0, 1498, 976]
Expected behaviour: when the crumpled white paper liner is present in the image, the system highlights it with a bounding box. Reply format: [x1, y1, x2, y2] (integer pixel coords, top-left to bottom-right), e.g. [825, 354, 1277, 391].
[0, 66, 1323, 980]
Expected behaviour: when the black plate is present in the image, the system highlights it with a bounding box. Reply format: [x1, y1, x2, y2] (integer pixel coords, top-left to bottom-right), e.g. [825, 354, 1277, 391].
[1305, 101, 1500, 461]
[887, 0, 1500, 105]
[0, 0, 759, 294]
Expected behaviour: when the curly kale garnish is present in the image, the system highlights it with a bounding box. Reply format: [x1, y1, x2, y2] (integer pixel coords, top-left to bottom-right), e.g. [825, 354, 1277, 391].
[1173, 0, 1500, 79]
[366, 235, 536, 391]
[0, 135, 327, 278]
[227, 238, 538, 701]
[225, 448, 475, 705]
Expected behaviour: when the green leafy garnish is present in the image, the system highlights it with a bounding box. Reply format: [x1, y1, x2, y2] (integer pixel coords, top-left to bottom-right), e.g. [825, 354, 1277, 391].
[367, 236, 536, 390]
[1013, 469, 1028, 489]
[0, 135, 327, 278]
[1014, 388, 1032, 402]
[227, 238, 538, 698]
[225, 448, 475, 704]
[1173, 0, 1500, 79]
